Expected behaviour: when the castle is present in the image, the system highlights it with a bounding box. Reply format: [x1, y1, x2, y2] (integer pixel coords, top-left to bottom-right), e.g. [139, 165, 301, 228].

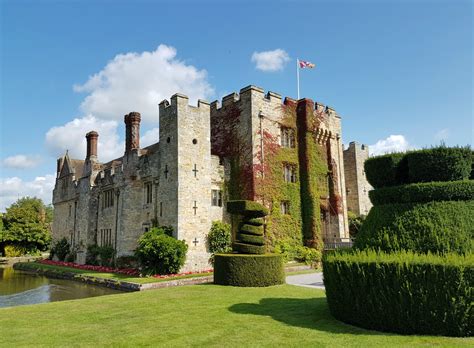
[52, 85, 371, 271]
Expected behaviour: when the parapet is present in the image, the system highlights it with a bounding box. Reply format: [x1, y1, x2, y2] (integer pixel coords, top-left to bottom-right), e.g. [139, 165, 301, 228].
[159, 93, 210, 114]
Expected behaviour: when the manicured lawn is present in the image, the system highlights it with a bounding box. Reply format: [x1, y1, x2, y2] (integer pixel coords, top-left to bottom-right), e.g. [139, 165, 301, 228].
[16, 262, 212, 284]
[1, 284, 471, 347]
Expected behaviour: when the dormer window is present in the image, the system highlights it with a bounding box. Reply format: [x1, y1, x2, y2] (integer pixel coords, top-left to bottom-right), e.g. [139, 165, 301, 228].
[281, 127, 295, 148]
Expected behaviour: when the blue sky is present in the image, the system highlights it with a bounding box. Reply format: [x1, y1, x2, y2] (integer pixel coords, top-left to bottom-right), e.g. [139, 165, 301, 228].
[0, 0, 472, 210]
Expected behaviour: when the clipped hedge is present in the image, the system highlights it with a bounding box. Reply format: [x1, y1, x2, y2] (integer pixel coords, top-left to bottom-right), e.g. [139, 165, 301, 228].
[214, 253, 284, 287]
[364, 153, 408, 188]
[354, 200, 474, 254]
[406, 146, 472, 183]
[323, 250, 473, 336]
[227, 200, 269, 217]
[369, 180, 474, 205]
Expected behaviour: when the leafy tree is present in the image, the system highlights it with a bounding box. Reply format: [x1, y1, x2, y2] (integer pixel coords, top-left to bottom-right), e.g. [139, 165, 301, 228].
[1, 197, 52, 255]
[348, 211, 365, 239]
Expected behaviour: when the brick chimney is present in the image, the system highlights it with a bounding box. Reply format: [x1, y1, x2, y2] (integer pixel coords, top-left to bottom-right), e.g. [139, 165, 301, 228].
[124, 112, 141, 153]
[85, 131, 99, 161]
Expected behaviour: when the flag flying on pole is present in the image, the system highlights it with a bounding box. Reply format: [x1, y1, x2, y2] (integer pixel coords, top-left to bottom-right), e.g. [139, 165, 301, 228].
[299, 60, 315, 69]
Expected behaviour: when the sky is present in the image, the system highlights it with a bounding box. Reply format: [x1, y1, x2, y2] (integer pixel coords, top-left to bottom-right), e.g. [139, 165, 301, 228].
[0, 0, 472, 211]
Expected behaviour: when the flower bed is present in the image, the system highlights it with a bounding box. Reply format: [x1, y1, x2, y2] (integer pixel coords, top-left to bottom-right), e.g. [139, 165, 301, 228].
[39, 259, 213, 279]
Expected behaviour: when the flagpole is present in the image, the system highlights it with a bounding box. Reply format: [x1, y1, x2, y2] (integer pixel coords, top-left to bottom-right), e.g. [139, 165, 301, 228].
[296, 58, 300, 100]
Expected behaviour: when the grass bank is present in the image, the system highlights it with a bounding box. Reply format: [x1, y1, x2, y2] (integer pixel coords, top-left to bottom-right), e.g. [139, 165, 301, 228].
[14, 262, 212, 285]
[0, 284, 471, 347]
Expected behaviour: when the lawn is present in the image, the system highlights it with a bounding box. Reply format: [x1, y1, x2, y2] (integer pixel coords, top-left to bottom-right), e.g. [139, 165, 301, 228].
[1, 284, 471, 347]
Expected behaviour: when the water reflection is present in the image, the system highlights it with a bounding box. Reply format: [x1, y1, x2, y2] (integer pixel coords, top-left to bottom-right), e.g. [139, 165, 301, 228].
[0, 265, 122, 308]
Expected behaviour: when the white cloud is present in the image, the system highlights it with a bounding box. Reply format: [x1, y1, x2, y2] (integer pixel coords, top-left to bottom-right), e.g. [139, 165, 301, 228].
[0, 174, 56, 211]
[251, 49, 290, 72]
[2, 155, 42, 169]
[369, 135, 414, 156]
[45, 115, 123, 162]
[73, 44, 214, 123]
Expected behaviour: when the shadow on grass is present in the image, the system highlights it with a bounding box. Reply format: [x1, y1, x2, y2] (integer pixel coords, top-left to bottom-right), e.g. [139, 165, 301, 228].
[228, 297, 392, 336]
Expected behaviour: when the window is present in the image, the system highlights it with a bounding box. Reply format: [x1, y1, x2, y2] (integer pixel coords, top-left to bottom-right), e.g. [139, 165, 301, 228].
[99, 228, 112, 246]
[283, 164, 297, 183]
[280, 201, 290, 215]
[145, 182, 153, 204]
[211, 190, 223, 207]
[102, 189, 114, 209]
[281, 127, 295, 148]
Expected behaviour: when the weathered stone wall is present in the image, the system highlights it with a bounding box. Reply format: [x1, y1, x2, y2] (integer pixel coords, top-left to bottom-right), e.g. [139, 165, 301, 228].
[343, 142, 373, 216]
[52, 84, 363, 272]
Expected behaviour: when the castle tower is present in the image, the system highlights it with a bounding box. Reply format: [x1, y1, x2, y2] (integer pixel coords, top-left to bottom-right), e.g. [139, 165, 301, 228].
[343, 142, 372, 216]
[158, 94, 212, 270]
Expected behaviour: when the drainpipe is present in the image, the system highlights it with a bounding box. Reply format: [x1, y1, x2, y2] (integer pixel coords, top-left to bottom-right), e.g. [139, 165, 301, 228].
[114, 189, 120, 260]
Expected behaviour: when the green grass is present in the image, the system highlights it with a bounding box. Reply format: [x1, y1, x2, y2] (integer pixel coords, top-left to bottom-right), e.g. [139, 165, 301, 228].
[16, 262, 212, 284]
[1, 284, 471, 347]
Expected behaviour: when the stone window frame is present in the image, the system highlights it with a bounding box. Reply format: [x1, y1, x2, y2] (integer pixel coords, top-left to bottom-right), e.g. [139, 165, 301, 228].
[144, 181, 153, 204]
[283, 163, 297, 183]
[280, 200, 290, 215]
[99, 228, 112, 247]
[102, 189, 114, 209]
[280, 126, 296, 148]
[211, 189, 223, 207]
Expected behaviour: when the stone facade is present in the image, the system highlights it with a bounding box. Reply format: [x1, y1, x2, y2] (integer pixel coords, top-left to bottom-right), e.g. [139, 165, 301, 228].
[52, 85, 368, 271]
[343, 142, 373, 216]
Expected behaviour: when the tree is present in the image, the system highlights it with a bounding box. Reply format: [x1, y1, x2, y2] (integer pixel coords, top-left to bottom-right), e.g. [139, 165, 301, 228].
[1, 197, 52, 255]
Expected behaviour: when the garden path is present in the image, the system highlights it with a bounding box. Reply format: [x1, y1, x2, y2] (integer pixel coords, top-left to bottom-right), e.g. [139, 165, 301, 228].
[286, 272, 325, 289]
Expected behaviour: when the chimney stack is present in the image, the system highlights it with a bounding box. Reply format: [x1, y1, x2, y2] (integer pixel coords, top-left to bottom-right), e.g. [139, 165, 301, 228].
[85, 131, 99, 161]
[124, 112, 141, 153]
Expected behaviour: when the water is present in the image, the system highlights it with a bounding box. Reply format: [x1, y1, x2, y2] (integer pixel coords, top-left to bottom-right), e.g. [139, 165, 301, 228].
[0, 265, 122, 308]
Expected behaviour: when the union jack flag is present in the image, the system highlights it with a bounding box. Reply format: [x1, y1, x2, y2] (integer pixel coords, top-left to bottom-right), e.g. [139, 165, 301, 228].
[299, 60, 315, 69]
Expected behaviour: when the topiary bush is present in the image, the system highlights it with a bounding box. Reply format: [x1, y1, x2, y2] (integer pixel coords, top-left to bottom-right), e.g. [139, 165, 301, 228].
[323, 250, 473, 337]
[135, 227, 187, 276]
[405, 146, 472, 183]
[214, 253, 285, 287]
[227, 200, 268, 254]
[369, 180, 474, 205]
[364, 153, 408, 188]
[354, 200, 474, 254]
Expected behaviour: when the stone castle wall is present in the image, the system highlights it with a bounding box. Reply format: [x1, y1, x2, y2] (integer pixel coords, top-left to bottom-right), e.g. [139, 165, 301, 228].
[52, 84, 368, 272]
[343, 142, 373, 216]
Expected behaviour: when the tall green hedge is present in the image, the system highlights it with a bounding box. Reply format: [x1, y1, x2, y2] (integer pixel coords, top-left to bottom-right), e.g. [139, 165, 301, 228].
[406, 146, 472, 183]
[354, 200, 474, 254]
[369, 180, 474, 205]
[364, 146, 472, 188]
[214, 253, 284, 287]
[323, 250, 473, 337]
[364, 153, 408, 188]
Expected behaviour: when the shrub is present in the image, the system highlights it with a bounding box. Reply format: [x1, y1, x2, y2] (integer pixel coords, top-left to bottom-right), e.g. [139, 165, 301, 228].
[86, 244, 100, 265]
[369, 180, 474, 205]
[406, 146, 472, 183]
[135, 227, 188, 275]
[364, 153, 408, 188]
[214, 254, 285, 287]
[323, 250, 473, 336]
[4, 245, 29, 257]
[115, 255, 138, 269]
[207, 221, 232, 254]
[347, 211, 365, 238]
[85, 244, 115, 266]
[274, 239, 321, 265]
[98, 245, 115, 267]
[354, 200, 474, 254]
[51, 237, 70, 261]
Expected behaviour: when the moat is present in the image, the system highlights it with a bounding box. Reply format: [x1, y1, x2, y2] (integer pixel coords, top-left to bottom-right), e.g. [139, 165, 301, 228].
[0, 265, 121, 308]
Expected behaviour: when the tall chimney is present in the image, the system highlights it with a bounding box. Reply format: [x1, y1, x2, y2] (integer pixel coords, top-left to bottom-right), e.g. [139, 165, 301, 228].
[85, 131, 99, 161]
[124, 112, 141, 153]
